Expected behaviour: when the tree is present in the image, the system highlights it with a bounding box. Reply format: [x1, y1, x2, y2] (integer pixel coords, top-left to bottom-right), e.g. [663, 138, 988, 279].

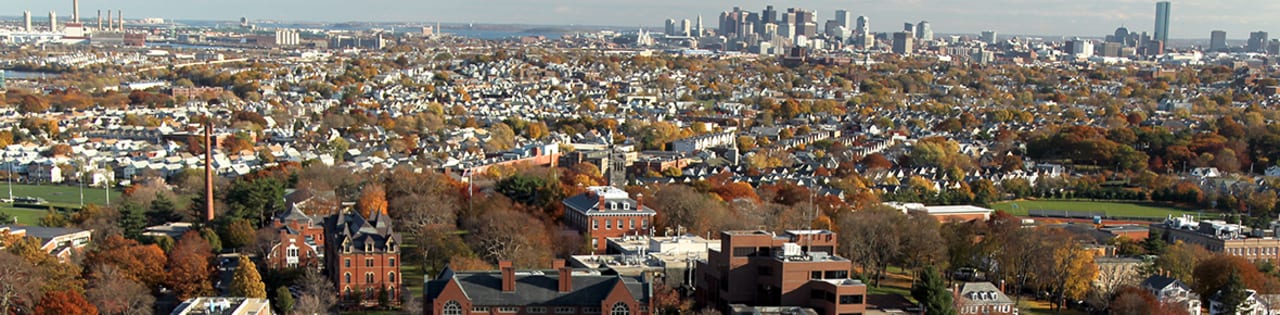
[33, 291, 96, 315]
[273, 286, 294, 314]
[463, 206, 552, 268]
[837, 206, 906, 287]
[85, 265, 153, 315]
[118, 202, 148, 240]
[1109, 285, 1161, 315]
[229, 256, 266, 298]
[484, 123, 516, 152]
[8, 236, 83, 293]
[165, 231, 214, 300]
[1035, 231, 1098, 312]
[911, 265, 957, 315]
[224, 177, 287, 226]
[0, 251, 43, 315]
[84, 234, 167, 288]
[357, 184, 389, 219]
[1152, 241, 1209, 284]
[145, 193, 181, 226]
[1217, 268, 1249, 314]
[293, 269, 336, 315]
[1193, 254, 1264, 297]
[220, 218, 256, 249]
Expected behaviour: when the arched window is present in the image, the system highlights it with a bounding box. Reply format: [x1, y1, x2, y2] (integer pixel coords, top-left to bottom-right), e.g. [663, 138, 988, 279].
[389, 272, 397, 283]
[366, 272, 375, 283]
[444, 301, 463, 315]
[344, 273, 351, 283]
[611, 302, 629, 315]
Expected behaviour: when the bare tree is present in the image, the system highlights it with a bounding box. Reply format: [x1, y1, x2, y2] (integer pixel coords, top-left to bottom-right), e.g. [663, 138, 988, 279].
[86, 265, 154, 315]
[0, 251, 44, 315]
[837, 206, 907, 287]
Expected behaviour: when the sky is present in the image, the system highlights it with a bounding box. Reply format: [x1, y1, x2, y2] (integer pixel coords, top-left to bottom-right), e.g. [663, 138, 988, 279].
[5, 0, 1279, 39]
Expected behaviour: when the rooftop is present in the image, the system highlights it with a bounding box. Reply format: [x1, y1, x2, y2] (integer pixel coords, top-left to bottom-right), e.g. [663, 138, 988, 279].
[170, 297, 272, 315]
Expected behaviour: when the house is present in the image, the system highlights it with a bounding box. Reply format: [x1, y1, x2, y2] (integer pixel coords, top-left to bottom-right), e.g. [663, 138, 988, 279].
[1, 225, 93, 262]
[696, 230, 868, 315]
[424, 260, 653, 315]
[324, 209, 402, 306]
[1209, 289, 1278, 315]
[26, 163, 63, 183]
[1267, 166, 1280, 178]
[954, 282, 1016, 315]
[562, 186, 658, 252]
[1140, 275, 1201, 315]
[264, 205, 325, 270]
[1192, 167, 1222, 179]
[171, 297, 273, 315]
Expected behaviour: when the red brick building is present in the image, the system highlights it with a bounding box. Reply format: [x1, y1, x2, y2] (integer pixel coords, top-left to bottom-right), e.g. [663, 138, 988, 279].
[264, 205, 325, 270]
[697, 230, 867, 315]
[424, 260, 652, 315]
[563, 186, 657, 252]
[324, 210, 402, 306]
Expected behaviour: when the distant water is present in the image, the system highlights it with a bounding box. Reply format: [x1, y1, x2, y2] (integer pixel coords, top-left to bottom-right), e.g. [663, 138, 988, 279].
[444, 28, 569, 40]
[3, 70, 58, 79]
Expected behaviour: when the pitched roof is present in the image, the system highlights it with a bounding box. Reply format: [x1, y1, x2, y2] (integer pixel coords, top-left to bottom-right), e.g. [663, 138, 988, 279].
[1140, 275, 1183, 291]
[562, 187, 656, 216]
[426, 268, 649, 306]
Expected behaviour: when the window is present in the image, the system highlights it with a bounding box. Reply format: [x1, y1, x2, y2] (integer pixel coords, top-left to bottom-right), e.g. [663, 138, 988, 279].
[630, 219, 635, 229]
[839, 295, 864, 305]
[473, 307, 490, 312]
[287, 247, 299, 257]
[344, 273, 351, 283]
[498, 307, 519, 313]
[610, 303, 629, 315]
[389, 272, 397, 283]
[528, 307, 547, 314]
[824, 270, 848, 279]
[583, 307, 601, 314]
[389, 258, 396, 267]
[638, 306, 648, 312]
[366, 272, 375, 283]
[366, 258, 374, 267]
[593, 220, 599, 230]
[591, 239, 599, 248]
[606, 219, 612, 229]
[555, 307, 576, 314]
[810, 271, 822, 279]
[732, 247, 756, 257]
[389, 243, 397, 252]
[641, 219, 648, 229]
[345, 258, 351, 268]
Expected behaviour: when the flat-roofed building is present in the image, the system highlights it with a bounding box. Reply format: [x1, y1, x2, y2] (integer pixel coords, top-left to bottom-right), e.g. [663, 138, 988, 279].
[697, 230, 867, 315]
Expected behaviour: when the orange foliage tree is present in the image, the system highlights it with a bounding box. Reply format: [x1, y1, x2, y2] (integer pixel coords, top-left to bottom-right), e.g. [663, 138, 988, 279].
[34, 290, 97, 315]
[1193, 254, 1269, 296]
[85, 235, 168, 287]
[165, 231, 214, 300]
[357, 184, 389, 218]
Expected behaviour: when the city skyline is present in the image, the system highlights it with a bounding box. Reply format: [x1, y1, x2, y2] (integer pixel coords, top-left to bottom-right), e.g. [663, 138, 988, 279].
[3, 0, 1280, 39]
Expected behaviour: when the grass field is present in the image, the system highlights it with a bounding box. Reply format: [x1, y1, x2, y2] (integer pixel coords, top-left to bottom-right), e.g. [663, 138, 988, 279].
[991, 200, 1205, 219]
[0, 183, 121, 226]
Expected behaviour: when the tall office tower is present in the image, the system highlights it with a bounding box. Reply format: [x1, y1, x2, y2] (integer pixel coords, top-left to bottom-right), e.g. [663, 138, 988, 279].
[1210, 30, 1227, 52]
[1110, 26, 1129, 44]
[834, 10, 853, 30]
[794, 9, 817, 38]
[681, 19, 691, 37]
[1270, 39, 1280, 55]
[1069, 38, 1094, 58]
[762, 5, 777, 25]
[893, 32, 913, 55]
[746, 12, 761, 34]
[856, 16, 869, 36]
[49, 11, 57, 32]
[23, 11, 31, 32]
[73, 0, 80, 23]
[903, 22, 916, 36]
[981, 30, 998, 44]
[1153, 1, 1171, 46]
[916, 21, 933, 41]
[1248, 31, 1269, 53]
[665, 19, 677, 36]
[719, 9, 738, 37]
[695, 15, 703, 36]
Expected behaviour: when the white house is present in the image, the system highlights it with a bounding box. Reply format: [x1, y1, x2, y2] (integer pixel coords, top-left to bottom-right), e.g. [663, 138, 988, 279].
[1141, 275, 1201, 315]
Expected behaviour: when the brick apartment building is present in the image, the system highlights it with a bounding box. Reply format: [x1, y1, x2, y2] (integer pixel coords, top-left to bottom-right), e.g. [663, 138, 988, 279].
[424, 259, 652, 315]
[697, 230, 867, 315]
[264, 205, 325, 270]
[324, 210, 402, 306]
[563, 186, 657, 252]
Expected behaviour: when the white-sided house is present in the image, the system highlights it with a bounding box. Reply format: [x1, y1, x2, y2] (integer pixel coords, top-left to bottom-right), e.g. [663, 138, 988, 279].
[1209, 288, 1279, 315]
[26, 163, 63, 183]
[1266, 166, 1280, 178]
[1192, 167, 1222, 179]
[1141, 275, 1201, 315]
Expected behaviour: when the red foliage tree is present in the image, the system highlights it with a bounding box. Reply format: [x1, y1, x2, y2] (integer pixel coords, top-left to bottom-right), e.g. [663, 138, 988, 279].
[165, 231, 214, 300]
[85, 235, 168, 288]
[34, 290, 97, 315]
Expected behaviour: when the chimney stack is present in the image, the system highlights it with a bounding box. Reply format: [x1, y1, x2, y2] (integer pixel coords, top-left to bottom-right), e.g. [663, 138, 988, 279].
[500, 261, 515, 292]
[1000, 280, 1005, 292]
[598, 191, 606, 211]
[635, 193, 643, 211]
[72, 0, 80, 24]
[106, 10, 112, 29]
[117, 10, 123, 31]
[96, 10, 102, 31]
[556, 259, 573, 292]
[203, 103, 218, 222]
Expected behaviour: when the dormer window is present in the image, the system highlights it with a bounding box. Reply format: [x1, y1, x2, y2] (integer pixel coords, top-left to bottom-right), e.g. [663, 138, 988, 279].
[387, 241, 397, 253]
[366, 243, 373, 252]
[623, 202, 630, 210]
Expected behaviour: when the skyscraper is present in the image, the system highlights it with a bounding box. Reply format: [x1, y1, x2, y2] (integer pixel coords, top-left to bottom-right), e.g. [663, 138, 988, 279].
[665, 19, 677, 36]
[981, 31, 998, 44]
[903, 22, 916, 37]
[1248, 31, 1269, 53]
[916, 21, 933, 41]
[681, 19, 691, 37]
[834, 10, 853, 30]
[893, 32, 913, 55]
[1210, 30, 1227, 52]
[762, 5, 777, 26]
[695, 15, 703, 37]
[856, 16, 869, 36]
[1153, 1, 1171, 47]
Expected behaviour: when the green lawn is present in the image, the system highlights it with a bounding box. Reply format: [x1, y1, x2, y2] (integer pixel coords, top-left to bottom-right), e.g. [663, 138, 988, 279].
[0, 183, 122, 226]
[991, 200, 1205, 219]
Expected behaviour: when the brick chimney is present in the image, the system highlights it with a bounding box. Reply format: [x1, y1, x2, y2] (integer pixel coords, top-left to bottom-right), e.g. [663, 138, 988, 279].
[598, 191, 606, 211]
[635, 193, 644, 211]
[555, 259, 573, 292]
[953, 283, 960, 299]
[500, 261, 515, 292]
[1000, 280, 1005, 292]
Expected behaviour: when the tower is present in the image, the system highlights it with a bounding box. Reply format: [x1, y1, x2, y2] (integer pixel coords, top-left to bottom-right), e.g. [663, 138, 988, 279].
[117, 10, 123, 31]
[695, 15, 702, 36]
[1153, 1, 1171, 47]
[892, 31, 913, 55]
[96, 10, 102, 30]
[917, 21, 933, 41]
[72, 0, 80, 23]
[1210, 30, 1227, 52]
[23, 11, 31, 32]
[49, 11, 57, 32]
[982, 30, 998, 45]
[204, 109, 216, 222]
[1249, 31, 1269, 53]
[856, 15, 869, 36]
[107, 10, 112, 29]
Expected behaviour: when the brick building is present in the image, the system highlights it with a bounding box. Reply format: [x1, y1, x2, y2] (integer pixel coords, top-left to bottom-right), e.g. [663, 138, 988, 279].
[424, 260, 652, 315]
[563, 186, 657, 252]
[264, 205, 325, 270]
[954, 282, 1016, 315]
[1152, 215, 1280, 263]
[696, 230, 867, 315]
[324, 210, 402, 306]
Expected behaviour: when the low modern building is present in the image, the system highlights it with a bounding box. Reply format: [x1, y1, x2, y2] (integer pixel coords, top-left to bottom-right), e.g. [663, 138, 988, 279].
[1, 225, 92, 262]
[696, 230, 867, 315]
[424, 260, 653, 315]
[884, 203, 994, 222]
[170, 297, 272, 315]
[563, 186, 658, 252]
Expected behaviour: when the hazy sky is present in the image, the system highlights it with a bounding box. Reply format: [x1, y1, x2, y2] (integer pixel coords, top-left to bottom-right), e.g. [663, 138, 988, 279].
[6, 0, 1278, 39]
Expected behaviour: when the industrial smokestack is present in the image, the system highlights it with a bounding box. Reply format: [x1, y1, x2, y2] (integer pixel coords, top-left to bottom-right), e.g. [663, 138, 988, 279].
[96, 10, 102, 31]
[23, 11, 31, 32]
[117, 10, 123, 31]
[106, 10, 112, 29]
[48, 11, 57, 32]
[72, 0, 80, 23]
[204, 104, 217, 222]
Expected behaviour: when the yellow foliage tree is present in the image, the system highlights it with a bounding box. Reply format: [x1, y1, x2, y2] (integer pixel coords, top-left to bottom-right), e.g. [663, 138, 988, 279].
[357, 184, 389, 218]
[229, 256, 267, 298]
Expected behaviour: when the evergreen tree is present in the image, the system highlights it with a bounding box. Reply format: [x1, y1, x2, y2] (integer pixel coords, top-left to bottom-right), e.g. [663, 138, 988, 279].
[273, 286, 294, 314]
[118, 202, 147, 240]
[1219, 268, 1248, 314]
[146, 193, 180, 226]
[229, 256, 267, 298]
[911, 265, 958, 315]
